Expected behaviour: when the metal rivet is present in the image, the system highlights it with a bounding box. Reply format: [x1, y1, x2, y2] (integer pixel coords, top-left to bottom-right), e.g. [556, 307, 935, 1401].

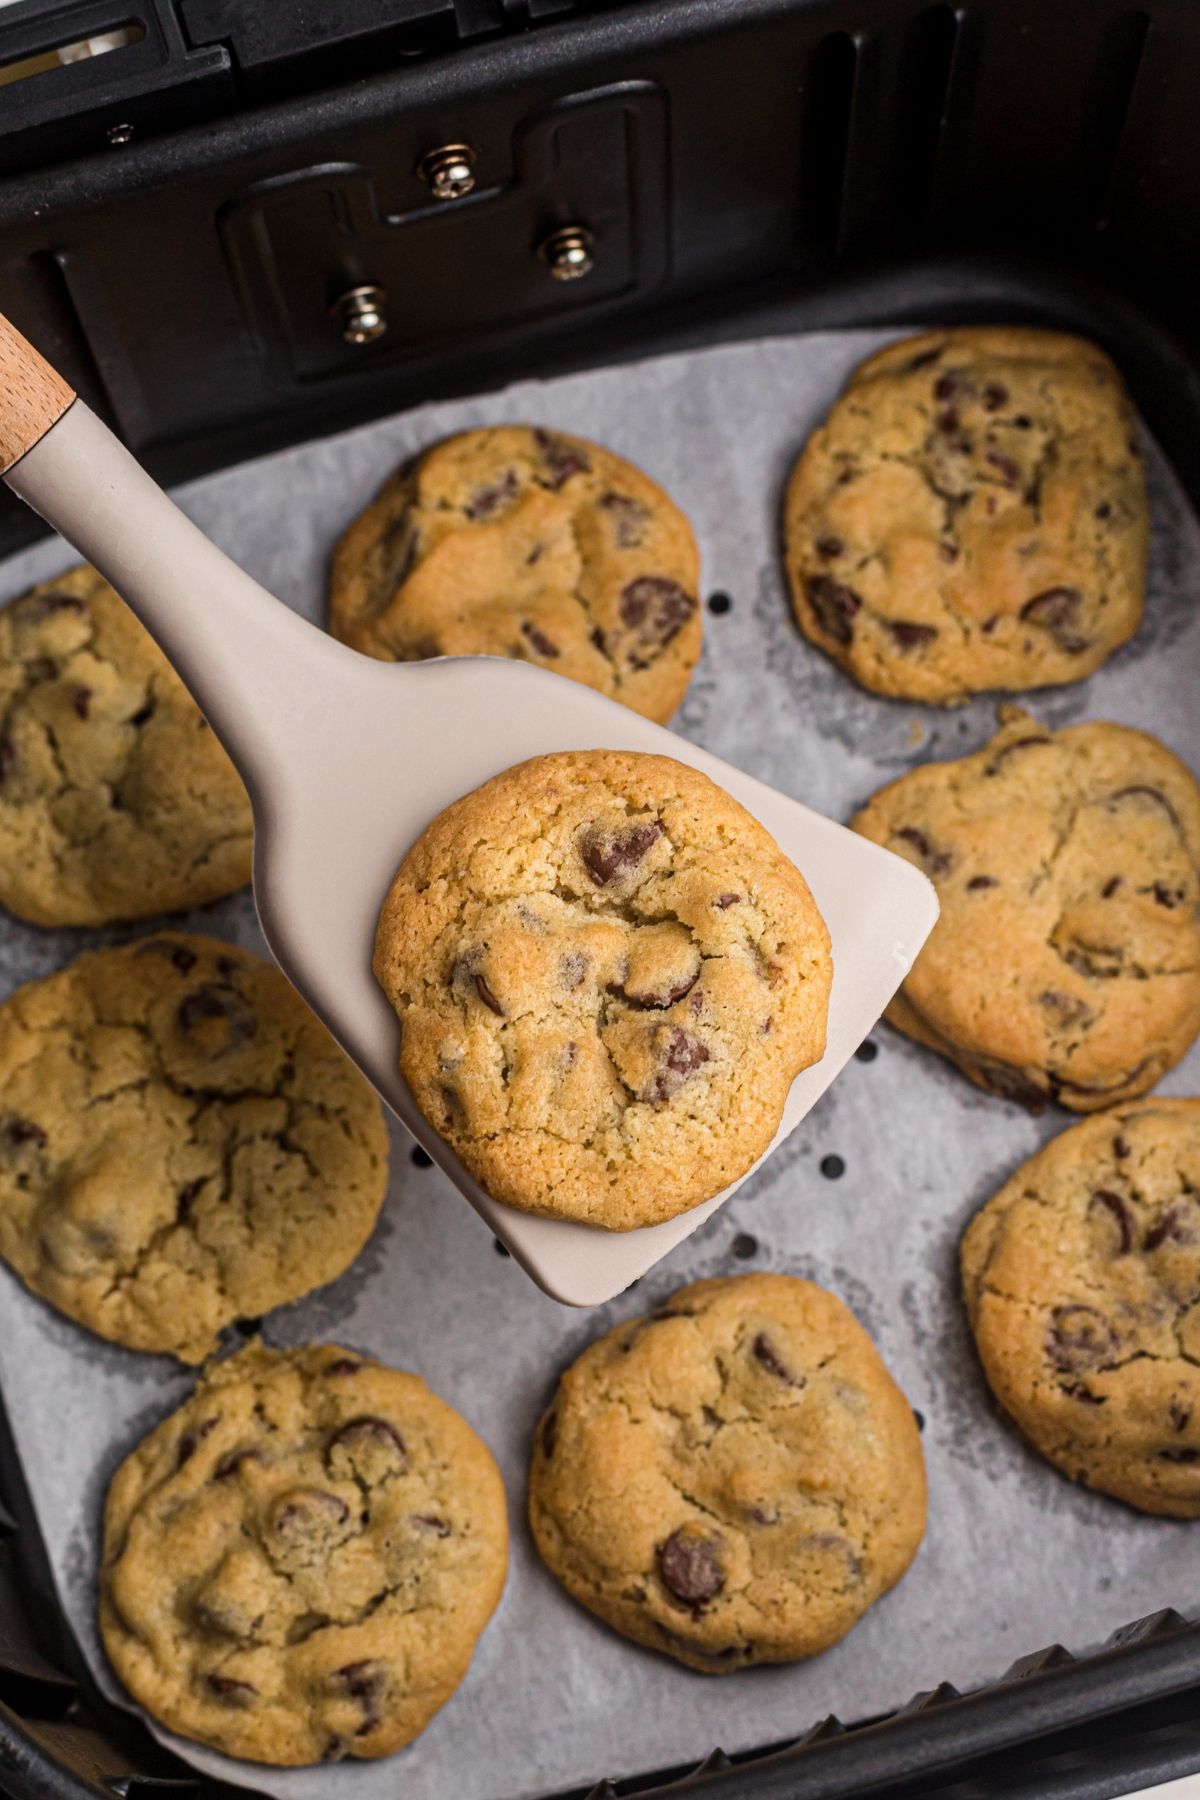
[107, 122, 135, 146]
[418, 144, 477, 201]
[540, 225, 594, 282]
[331, 284, 388, 346]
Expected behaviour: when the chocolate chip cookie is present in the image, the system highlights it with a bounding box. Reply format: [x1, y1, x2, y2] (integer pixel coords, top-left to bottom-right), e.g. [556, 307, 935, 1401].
[852, 710, 1200, 1111]
[528, 1273, 926, 1670]
[329, 426, 702, 722]
[963, 1100, 1200, 1516]
[0, 564, 252, 925]
[100, 1341, 508, 1764]
[0, 935, 389, 1361]
[785, 328, 1147, 703]
[373, 752, 831, 1229]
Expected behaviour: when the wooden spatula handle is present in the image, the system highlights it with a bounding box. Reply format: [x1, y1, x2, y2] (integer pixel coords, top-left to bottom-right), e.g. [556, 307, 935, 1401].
[0, 312, 76, 474]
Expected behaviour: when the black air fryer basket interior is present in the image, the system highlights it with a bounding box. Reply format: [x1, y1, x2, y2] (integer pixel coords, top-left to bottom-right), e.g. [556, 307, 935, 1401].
[1, 1, 1199, 1795]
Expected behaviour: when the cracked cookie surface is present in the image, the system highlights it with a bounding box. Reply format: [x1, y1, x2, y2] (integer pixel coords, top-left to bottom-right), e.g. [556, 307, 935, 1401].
[852, 710, 1200, 1111]
[100, 1341, 508, 1764]
[0, 935, 389, 1362]
[962, 1101, 1200, 1516]
[528, 1273, 926, 1670]
[785, 327, 1147, 703]
[0, 565, 253, 925]
[329, 426, 702, 723]
[373, 751, 831, 1229]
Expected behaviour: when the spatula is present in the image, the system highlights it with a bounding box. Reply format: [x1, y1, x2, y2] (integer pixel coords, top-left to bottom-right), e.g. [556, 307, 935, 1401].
[0, 313, 938, 1305]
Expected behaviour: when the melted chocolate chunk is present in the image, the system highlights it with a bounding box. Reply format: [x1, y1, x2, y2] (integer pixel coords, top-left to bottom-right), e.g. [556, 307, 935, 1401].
[466, 469, 519, 519]
[983, 383, 1009, 411]
[974, 1060, 1050, 1111]
[658, 1529, 725, 1609]
[137, 940, 198, 974]
[410, 1513, 451, 1536]
[887, 621, 938, 650]
[598, 491, 651, 548]
[1145, 1205, 1196, 1251]
[72, 685, 92, 720]
[803, 575, 860, 645]
[520, 621, 559, 659]
[1020, 587, 1088, 654]
[815, 534, 844, 559]
[617, 577, 698, 669]
[177, 1415, 220, 1467]
[6, 1117, 45, 1148]
[559, 952, 587, 990]
[580, 819, 663, 886]
[214, 1448, 266, 1480]
[984, 734, 1054, 774]
[1039, 989, 1094, 1028]
[715, 892, 740, 909]
[328, 1416, 407, 1466]
[968, 875, 998, 890]
[325, 1358, 362, 1377]
[610, 968, 699, 1011]
[176, 984, 257, 1056]
[649, 1026, 710, 1104]
[1101, 876, 1123, 898]
[334, 1660, 388, 1735]
[1108, 786, 1184, 833]
[206, 1674, 257, 1703]
[1089, 1189, 1135, 1254]
[1047, 1304, 1119, 1374]
[752, 1332, 800, 1386]
[985, 449, 1021, 487]
[474, 972, 504, 1016]
[534, 428, 590, 488]
[1158, 1447, 1200, 1464]
[894, 825, 953, 876]
[273, 1489, 350, 1532]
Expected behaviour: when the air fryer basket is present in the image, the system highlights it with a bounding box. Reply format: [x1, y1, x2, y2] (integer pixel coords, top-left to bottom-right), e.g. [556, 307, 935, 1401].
[1, 1, 1199, 1796]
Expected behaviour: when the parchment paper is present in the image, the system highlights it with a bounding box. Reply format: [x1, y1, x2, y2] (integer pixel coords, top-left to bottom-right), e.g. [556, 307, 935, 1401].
[1, 329, 1198, 1800]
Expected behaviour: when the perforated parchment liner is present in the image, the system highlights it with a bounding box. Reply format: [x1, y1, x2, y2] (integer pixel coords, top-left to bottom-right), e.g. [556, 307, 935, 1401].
[0, 330, 1197, 1800]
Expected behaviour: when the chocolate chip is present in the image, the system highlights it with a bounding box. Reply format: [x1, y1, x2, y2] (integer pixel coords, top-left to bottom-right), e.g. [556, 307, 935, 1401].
[1089, 1190, 1135, 1254]
[273, 1489, 350, 1533]
[610, 968, 699, 1011]
[474, 972, 504, 1015]
[894, 825, 953, 876]
[983, 383, 1008, 411]
[1020, 587, 1088, 654]
[1170, 1399, 1193, 1432]
[1013, 414, 1031, 429]
[939, 540, 960, 563]
[715, 892, 740, 909]
[325, 1358, 362, 1376]
[214, 1448, 265, 1480]
[580, 819, 663, 886]
[466, 469, 519, 519]
[333, 1660, 388, 1736]
[177, 984, 257, 1056]
[1102, 876, 1123, 898]
[129, 700, 155, 728]
[206, 1674, 257, 1703]
[804, 575, 860, 645]
[1158, 1447, 1200, 1464]
[1060, 1382, 1105, 1406]
[598, 491, 651, 548]
[1047, 1304, 1119, 1373]
[6, 1117, 45, 1148]
[974, 1060, 1050, 1111]
[649, 1026, 710, 1104]
[328, 1417, 406, 1467]
[968, 875, 998, 890]
[1113, 1134, 1131, 1159]
[409, 1513, 451, 1536]
[1095, 502, 1112, 520]
[1152, 882, 1184, 909]
[1108, 786, 1184, 833]
[815, 535, 844, 559]
[534, 429, 590, 488]
[933, 372, 965, 402]
[519, 620, 559, 659]
[984, 734, 1054, 773]
[1145, 1205, 1195, 1251]
[177, 1416, 219, 1467]
[72, 686, 91, 720]
[752, 1332, 800, 1384]
[1039, 990, 1094, 1028]
[887, 621, 938, 650]
[617, 577, 698, 668]
[541, 1411, 558, 1460]
[558, 952, 587, 991]
[17, 591, 86, 624]
[137, 940, 198, 974]
[658, 1529, 725, 1609]
[985, 450, 1021, 487]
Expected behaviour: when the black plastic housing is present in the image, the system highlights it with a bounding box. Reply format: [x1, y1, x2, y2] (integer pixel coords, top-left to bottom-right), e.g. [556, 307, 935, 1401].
[0, 1, 1199, 1795]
